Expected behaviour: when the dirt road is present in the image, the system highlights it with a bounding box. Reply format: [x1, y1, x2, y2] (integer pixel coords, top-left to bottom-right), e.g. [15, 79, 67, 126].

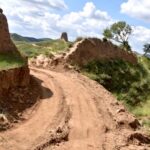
[0, 67, 149, 150]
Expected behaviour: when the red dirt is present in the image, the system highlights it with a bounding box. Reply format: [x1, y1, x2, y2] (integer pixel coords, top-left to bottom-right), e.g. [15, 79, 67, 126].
[0, 67, 150, 150]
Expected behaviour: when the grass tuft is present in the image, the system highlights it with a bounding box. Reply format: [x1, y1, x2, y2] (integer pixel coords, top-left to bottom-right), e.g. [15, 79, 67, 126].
[0, 52, 25, 70]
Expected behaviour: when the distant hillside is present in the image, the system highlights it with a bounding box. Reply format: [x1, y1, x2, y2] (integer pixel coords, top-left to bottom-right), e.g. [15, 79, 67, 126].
[14, 39, 70, 58]
[11, 33, 51, 42]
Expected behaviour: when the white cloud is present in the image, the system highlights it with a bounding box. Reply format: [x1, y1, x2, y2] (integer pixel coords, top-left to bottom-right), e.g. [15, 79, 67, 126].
[132, 26, 150, 42]
[57, 2, 113, 38]
[121, 0, 150, 22]
[82, 2, 95, 17]
[0, 1, 113, 39]
[81, 2, 111, 20]
[129, 26, 150, 53]
[48, 0, 67, 10]
[0, 0, 67, 15]
[0, 0, 67, 37]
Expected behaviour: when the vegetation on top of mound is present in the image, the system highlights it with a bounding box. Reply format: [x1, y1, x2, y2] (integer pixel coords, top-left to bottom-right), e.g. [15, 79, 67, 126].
[0, 51, 26, 70]
[81, 56, 150, 130]
[82, 57, 150, 107]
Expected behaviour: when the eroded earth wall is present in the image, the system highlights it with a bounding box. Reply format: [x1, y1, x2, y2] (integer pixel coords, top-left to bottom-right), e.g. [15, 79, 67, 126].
[0, 66, 30, 93]
[0, 9, 17, 53]
[0, 9, 30, 94]
[67, 38, 137, 66]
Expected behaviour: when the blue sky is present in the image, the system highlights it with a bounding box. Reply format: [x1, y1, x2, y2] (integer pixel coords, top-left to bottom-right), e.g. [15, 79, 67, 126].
[0, 0, 150, 53]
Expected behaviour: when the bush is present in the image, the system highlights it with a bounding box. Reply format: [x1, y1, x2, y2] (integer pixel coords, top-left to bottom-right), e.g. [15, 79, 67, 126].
[102, 37, 108, 42]
[68, 43, 73, 48]
[82, 58, 150, 106]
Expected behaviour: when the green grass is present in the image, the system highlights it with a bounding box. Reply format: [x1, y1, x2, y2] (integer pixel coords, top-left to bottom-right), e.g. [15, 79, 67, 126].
[14, 39, 70, 58]
[82, 57, 150, 106]
[0, 52, 25, 70]
[131, 98, 150, 130]
[132, 100, 150, 116]
[81, 56, 150, 130]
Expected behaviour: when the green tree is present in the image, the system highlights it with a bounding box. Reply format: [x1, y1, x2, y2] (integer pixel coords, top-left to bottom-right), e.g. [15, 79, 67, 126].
[120, 41, 131, 52]
[103, 21, 132, 51]
[143, 43, 150, 56]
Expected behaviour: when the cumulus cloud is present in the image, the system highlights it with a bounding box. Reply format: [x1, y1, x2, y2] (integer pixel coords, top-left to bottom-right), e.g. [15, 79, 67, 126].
[121, 0, 150, 22]
[57, 2, 113, 38]
[129, 26, 150, 53]
[132, 26, 150, 42]
[0, 0, 67, 15]
[0, 0, 67, 37]
[0, 1, 113, 39]
[48, 0, 67, 10]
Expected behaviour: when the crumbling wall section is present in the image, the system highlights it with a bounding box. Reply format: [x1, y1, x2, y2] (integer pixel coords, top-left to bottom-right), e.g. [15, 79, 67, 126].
[66, 38, 137, 66]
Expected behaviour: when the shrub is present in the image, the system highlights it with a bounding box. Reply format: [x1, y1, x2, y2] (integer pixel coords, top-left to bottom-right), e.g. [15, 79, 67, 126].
[102, 37, 108, 42]
[82, 57, 150, 106]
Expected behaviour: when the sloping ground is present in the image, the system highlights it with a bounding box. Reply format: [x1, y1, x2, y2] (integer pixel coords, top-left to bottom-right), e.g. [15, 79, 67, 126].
[65, 38, 137, 66]
[0, 67, 149, 150]
[29, 38, 137, 71]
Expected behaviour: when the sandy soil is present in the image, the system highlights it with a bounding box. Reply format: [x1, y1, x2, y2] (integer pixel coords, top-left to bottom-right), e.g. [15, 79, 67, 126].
[0, 67, 150, 150]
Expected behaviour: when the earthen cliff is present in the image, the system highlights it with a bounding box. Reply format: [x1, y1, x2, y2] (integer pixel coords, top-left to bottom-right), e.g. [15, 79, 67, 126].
[0, 9, 17, 53]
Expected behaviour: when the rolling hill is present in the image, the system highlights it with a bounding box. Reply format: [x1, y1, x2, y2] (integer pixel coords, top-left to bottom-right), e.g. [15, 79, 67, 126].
[11, 33, 51, 42]
[11, 33, 71, 58]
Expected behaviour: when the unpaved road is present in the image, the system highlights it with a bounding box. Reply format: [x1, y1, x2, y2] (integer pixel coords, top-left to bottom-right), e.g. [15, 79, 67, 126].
[0, 67, 150, 150]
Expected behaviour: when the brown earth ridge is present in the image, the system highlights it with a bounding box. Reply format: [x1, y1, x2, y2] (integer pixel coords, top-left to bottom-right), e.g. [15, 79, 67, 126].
[0, 9, 30, 129]
[30, 38, 137, 70]
[0, 9, 18, 53]
[65, 38, 137, 66]
[0, 66, 30, 93]
[0, 8, 30, 93]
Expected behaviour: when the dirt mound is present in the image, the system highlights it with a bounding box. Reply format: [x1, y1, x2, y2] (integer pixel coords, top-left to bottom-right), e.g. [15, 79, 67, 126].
[0, 7, 30, 97]
[0, 9, 18, 53]
[65, 38, 137, 66]
[0, 66, 30, 93]
[0, 76, 42, 130]
[0, 9, 32, 130]
[0, 67, 149, 150]
[30, 38, 138, 70]
[29, 53, 68, 72]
